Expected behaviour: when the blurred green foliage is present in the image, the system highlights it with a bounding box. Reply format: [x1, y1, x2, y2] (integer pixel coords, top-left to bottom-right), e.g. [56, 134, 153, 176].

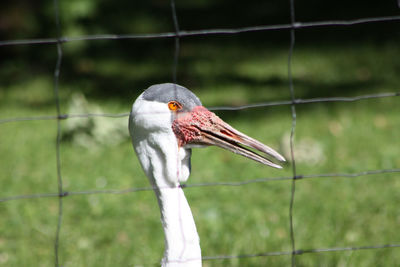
[1, 0, 399, 100]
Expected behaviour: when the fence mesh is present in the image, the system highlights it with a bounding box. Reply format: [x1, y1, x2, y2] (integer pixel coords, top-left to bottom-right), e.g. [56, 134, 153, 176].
[0, 0, 400, 266]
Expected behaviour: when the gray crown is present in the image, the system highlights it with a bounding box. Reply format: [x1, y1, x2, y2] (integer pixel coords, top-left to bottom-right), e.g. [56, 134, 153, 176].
[142, 83, 202, 111]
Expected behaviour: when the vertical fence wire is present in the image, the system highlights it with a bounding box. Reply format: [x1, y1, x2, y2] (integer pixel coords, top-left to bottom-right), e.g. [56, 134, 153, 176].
[171, 0, 180, 86]
[52, 0, 64, 266]
[170, 0, 188, 264]
[288, 0, 298, 265]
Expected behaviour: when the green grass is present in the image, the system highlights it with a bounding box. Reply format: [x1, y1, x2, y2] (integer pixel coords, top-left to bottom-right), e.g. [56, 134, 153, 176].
[0, 42, 400, 266]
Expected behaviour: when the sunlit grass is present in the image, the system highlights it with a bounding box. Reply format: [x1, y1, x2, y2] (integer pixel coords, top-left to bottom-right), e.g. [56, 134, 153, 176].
[0, 43, 399, 266]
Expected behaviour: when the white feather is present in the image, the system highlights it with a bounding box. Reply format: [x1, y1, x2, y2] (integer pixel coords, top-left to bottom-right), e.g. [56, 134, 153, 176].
[129, 93, 201, 266]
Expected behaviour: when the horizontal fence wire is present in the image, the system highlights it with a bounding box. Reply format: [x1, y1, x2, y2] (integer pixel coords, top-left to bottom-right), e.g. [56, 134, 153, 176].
[1, 168, 400, 202]
[202, 243, 400, 261]
[147, 242, 400, 265]
[0, 92, 399, 125]
[0, 15, 400, 47]
[0, 0, 400, 266]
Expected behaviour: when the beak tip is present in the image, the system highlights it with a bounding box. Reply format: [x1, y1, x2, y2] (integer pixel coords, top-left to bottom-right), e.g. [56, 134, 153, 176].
[265, 161, 283, 169]
[275, 153, 286, 163]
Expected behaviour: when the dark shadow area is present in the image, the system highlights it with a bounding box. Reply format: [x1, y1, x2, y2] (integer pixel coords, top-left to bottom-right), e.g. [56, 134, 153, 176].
[0, 0, 399, 107]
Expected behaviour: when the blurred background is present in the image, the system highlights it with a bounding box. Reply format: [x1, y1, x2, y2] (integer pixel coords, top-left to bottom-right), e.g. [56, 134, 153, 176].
[0, 0, 399, 266]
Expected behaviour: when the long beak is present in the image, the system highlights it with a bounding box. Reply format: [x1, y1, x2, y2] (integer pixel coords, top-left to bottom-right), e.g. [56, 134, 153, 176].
[172, 106, 286, 169]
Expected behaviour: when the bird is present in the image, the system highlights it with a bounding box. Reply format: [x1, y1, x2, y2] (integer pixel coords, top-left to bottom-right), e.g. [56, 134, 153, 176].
[129, 83, 285, 266]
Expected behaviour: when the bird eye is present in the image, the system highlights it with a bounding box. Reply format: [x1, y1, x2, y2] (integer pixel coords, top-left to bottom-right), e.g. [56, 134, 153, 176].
[168, 101, 182, 111]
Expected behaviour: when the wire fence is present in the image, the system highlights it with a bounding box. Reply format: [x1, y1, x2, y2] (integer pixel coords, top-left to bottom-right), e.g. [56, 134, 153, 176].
[1, 0, 400, 266]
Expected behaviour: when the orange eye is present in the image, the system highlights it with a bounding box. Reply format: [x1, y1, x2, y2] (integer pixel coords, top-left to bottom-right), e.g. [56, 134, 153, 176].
[168, 101, 182, 111]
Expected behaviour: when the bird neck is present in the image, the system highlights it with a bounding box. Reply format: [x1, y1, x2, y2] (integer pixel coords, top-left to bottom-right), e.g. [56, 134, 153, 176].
[130, 127, 202, 266]
[155, 186, 202, 266]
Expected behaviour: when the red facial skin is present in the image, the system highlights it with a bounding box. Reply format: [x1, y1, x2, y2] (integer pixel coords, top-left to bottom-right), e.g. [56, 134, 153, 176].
[172, 105, 285, 168]
[172, 106, 220, 147]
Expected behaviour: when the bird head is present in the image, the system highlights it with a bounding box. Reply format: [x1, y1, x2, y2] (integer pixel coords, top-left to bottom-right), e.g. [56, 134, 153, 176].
[130, 83, 285, 169]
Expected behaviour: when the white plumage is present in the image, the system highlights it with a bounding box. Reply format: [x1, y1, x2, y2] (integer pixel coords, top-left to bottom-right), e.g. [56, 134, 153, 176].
[129, 84, 285, 266]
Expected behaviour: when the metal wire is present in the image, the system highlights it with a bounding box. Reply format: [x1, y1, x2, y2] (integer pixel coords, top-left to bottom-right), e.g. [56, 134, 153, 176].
[171, 0, 180, 86]
[288, 0, 298, 265]
[52, 0, 64, 266]
[2, 168, 400, 202]
[0, 15, 400, 47]
[1, 92, 399, 125]
[202, 243, 400, 262]
[0, 1, 399, 266]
